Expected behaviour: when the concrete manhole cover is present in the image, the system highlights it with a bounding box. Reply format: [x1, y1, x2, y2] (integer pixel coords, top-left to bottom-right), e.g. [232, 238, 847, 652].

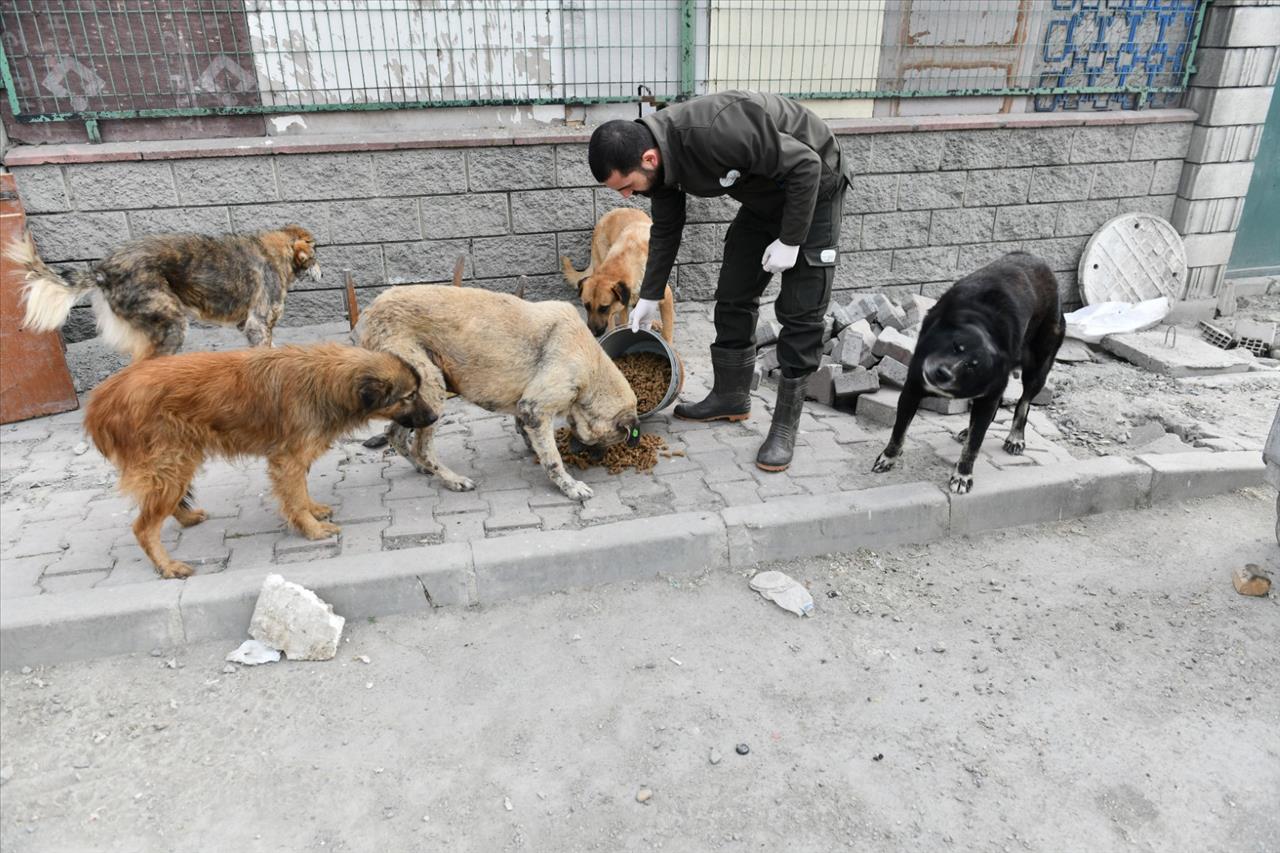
[1078, 213, 1186, 305]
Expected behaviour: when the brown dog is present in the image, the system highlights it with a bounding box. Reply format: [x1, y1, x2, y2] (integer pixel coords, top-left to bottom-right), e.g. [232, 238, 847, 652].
[358, 262, 639, 501]
[8, 225, 321, 361]
[84, 343, 436, 578]
[561, 208, 675, 342]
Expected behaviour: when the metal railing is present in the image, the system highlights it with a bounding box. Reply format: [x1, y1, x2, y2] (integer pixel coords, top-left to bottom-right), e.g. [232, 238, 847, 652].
[0, 1, 1209, 134]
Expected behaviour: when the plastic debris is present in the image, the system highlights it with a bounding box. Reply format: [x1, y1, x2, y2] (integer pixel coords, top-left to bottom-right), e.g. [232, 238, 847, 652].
[749, 570, 814, 617]
[1064, 297, 1169, 344]
[225, 639, 282, 666]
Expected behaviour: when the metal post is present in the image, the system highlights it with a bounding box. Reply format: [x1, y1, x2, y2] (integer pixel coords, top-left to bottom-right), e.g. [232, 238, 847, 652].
[678, 0, 696, 100]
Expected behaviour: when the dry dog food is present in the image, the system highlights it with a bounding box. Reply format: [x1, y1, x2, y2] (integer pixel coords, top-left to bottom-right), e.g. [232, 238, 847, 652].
[555, 428, 668, 475]
[613, 351, 671, 413]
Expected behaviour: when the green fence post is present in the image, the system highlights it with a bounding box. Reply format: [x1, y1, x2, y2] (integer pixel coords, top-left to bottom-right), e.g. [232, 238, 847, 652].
[679, 0, 696, 100]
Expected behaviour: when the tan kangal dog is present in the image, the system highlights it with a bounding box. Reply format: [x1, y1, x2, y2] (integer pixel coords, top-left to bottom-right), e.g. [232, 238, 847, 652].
[560, 208, 675, 342]
[359, 260, 640, 501]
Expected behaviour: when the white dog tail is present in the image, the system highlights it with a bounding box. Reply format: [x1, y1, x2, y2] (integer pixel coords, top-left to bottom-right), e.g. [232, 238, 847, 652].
[5, 230, 96, 333]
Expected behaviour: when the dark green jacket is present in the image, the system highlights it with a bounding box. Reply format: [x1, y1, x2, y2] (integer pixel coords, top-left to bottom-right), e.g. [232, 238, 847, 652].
[636, 90, 846, 300]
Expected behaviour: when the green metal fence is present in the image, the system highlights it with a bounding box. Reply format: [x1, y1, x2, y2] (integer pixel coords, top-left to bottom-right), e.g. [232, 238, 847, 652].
[0, 0, 1210, 134]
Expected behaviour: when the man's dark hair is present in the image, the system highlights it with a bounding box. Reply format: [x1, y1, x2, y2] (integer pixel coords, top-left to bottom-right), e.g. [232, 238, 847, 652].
[588, 119, 655, 182]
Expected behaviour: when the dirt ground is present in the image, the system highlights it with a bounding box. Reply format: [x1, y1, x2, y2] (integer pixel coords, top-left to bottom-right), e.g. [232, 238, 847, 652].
[1, 490, 1276, 853]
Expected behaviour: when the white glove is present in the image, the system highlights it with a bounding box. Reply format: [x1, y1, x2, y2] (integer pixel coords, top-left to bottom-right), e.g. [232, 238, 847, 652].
[630, 298, 662, 333]
[762, 239, 800, 274]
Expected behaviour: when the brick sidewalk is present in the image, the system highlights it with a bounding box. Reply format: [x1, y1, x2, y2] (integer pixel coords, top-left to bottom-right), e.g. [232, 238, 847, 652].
[0, 305, 1134, 599]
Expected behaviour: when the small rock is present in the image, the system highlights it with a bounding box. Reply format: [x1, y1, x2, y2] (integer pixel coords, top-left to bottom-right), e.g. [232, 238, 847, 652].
[73, 441, 89, 456]
[636, 788, 653, 803]
[503, 796, 513, 811]
[354, 654, 371, 664]
[149, 649, 163, 658]
[1232, 565, 1271, 597]
[932, 642, 947, 653]
[735, 743, 750, 755]
[709, 749, 722, 765]
[222, 664, 237, 674]
[72, 756, 91, 769]
[20, 666, 32, 675]
[164, 659, 178, 669]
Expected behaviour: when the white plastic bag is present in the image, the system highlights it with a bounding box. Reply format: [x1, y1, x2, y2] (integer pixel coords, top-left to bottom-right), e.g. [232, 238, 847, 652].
[1064, 297, 1170, 344]
[749, 571, 814, 617]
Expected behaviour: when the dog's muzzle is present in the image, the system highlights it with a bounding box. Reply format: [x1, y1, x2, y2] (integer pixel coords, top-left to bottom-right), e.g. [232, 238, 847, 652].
[395, 410, 438, 429]
[568, 434, 607, 462]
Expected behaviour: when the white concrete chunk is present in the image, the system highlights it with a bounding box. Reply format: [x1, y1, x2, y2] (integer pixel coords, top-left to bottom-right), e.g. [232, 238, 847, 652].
[249, 574, 345, 661]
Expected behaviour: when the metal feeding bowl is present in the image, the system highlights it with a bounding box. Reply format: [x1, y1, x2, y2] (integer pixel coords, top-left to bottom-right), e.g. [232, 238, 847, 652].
[597, 327, 685, 418]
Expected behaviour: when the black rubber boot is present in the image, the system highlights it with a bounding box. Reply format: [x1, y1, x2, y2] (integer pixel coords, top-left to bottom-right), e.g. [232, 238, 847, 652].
[674, 345, 755, 422]
[756, 375, 807, 471]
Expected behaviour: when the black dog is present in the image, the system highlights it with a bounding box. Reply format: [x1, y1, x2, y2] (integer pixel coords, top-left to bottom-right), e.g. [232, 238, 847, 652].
[872, 252, 1065, 493]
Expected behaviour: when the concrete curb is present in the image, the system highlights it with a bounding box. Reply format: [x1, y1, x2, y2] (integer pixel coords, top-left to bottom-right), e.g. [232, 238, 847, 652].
[0, 453, 1267, 669]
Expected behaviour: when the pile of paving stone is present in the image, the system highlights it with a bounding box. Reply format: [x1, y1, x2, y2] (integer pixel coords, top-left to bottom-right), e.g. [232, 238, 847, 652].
[754, 291, 970, 414]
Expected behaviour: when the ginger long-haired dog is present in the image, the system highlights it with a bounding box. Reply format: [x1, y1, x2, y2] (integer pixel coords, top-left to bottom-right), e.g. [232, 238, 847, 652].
[359, 260, 640, 502]
[561, 208, 675, 342]
[85, 343, 437, 579]
[8, 225, 321, 361]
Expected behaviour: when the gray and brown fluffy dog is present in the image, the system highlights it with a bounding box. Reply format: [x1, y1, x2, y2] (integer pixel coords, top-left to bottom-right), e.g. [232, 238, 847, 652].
[358, 260, 640, 501]
[8, 225, 320, 361]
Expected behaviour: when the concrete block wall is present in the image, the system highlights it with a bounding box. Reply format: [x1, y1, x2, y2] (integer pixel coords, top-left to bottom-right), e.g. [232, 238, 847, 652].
[1172, 0, 1279, 296]
[7, 111, 1196, 342]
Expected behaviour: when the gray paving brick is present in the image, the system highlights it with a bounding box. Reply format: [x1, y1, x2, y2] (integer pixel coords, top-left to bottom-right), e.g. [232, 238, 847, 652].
[483, 489, 542, 533]
[696, 450, 754, 484]
[577, 481, 635, 524]
[43, 536, 115, 576]
[817, 415, 874, 444]
[36, 487, 103, 521]
[384, 498, 446, 548]
[173, 522, 231, 568]
[275, 534, 340, 564]
[385, 469, 440, 500]
[336, 461, 389, 489]
[224, 509, 290, 538]
[793, 475, 847, 495]
[431, 487, 490, 516]
[41, 571, 111, 594]
[337, 521, 389, 556]
[439, 511, 488, 544]
[533, 505, 580, 531]
[709, 480, 762, 506]
[5, 519, 71, 557]
[527, 490, 580, 509]
[331, 485, 391, 524]
[1, 420, 55, 443]
[94, 545, 161, 587]
[0, 555, 53, 598]
[796, 431, 854, 461]
[658, 471, 724, 513]
[755, 476, 806, 499]
[224, 532, 284, 571]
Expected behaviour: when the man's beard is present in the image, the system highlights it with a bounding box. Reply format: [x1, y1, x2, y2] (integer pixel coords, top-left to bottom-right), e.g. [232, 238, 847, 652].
[634, 164, 662, 197]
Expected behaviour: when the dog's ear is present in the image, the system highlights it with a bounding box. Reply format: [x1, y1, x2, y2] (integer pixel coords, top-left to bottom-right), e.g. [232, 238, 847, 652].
[612, 281, 631, 307]
[292, 239, 315, 269]
[357, 375, 395, 412]
[282, 224, 313, 243]
[576, 275, 588, 297]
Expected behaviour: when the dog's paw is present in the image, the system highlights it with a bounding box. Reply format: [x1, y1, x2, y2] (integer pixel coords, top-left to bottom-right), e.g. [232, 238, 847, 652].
[160, 561, 194, 579]
[1002, 436, 1025, 455]
[871, 452, 897, 473]
[442, 476, 476, 492]
[560, 480, 594, 502]
[309, 503, 334, 520]
[303, 521, 341, 540]
[177, 508, 208, 528]
[948, 472, 974, 494]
